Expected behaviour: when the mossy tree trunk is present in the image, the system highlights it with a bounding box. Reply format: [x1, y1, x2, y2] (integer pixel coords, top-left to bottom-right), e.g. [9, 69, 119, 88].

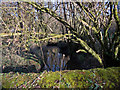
[27, 2, 120, 68]
[1, 2, 120, 69]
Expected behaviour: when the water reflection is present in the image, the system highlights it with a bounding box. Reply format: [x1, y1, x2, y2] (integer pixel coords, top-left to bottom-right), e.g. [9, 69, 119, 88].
[43, 46, 70, 71]
[2, 44, 70, 73]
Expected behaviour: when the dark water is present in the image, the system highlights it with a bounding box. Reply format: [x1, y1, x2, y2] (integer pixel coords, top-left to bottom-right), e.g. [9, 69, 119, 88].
[2, 44, 103, 73]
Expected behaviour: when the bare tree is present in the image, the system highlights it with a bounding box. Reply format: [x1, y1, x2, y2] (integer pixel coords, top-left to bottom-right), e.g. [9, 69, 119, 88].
[27, 1, 120, 68]
[1, 1, 120, 71]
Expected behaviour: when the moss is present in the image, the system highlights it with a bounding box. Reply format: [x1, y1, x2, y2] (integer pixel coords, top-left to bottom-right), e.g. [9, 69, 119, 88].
[94, 67, 120, 88]
[38, 71, 60, 88]
[2, 73, 40, 88]
[2, 67, 120, 89]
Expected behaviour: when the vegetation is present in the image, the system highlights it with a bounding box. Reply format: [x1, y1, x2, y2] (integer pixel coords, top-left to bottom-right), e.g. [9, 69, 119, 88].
[0, 1, 120, 89]
[1, 1, 120, 70]
[2, 67, 120, 89]
[26, 2, 120, 68]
